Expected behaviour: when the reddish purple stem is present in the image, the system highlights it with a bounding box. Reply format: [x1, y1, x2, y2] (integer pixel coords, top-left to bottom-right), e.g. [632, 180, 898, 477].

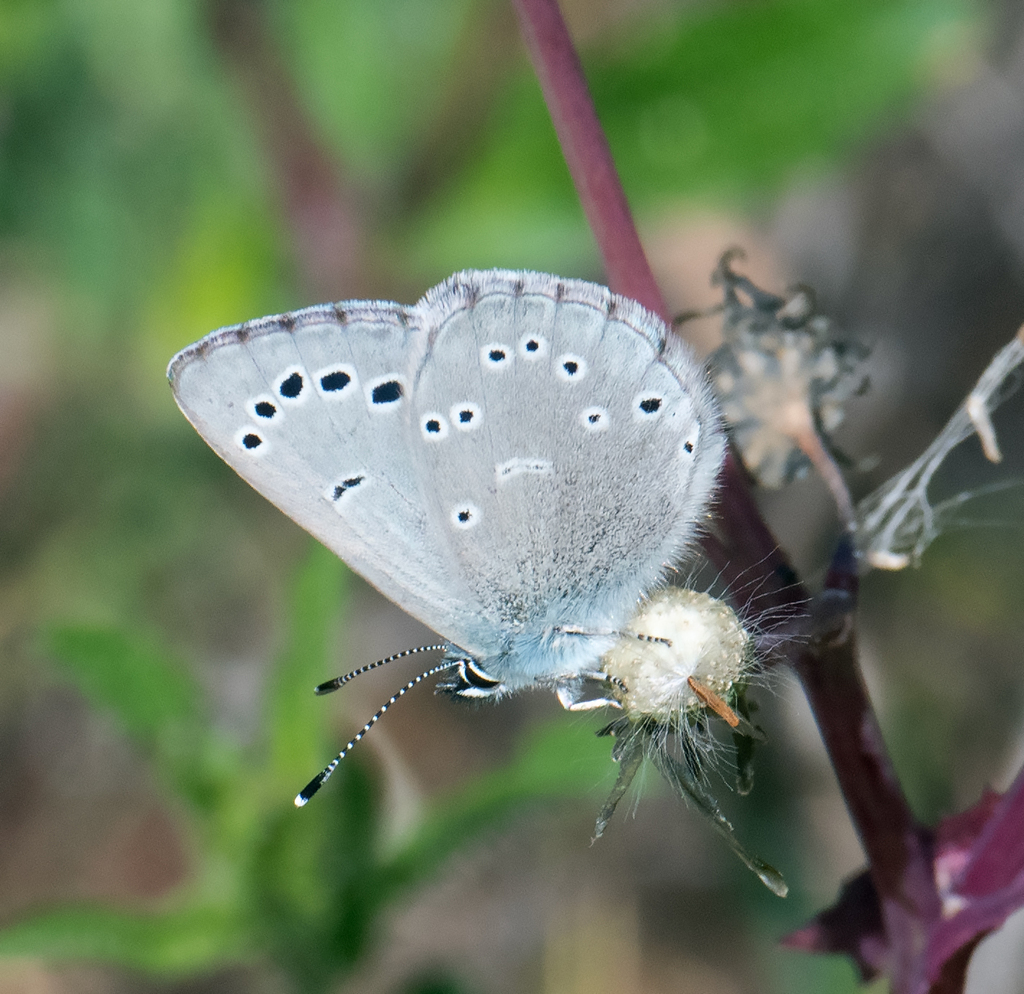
[507, 2, 1013, 992]
[511, 0, 667, 320]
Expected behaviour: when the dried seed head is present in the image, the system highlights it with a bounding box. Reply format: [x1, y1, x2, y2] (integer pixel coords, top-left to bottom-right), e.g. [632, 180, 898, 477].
[708, 252, 867, 491]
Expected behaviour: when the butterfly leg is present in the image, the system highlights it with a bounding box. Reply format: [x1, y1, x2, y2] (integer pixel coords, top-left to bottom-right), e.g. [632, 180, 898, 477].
[554, 671, 626, 711]
[554, 623, 671, 647]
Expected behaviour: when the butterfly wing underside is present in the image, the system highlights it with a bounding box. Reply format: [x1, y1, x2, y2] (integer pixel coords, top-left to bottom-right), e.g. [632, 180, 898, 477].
[168, 304, 480, 641]
[407, 272, 725, 645]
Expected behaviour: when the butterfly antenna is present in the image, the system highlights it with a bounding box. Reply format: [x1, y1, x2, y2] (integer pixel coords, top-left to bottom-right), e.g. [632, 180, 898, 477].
[314, 643, 450, 695]
[295, 659, 460, 807]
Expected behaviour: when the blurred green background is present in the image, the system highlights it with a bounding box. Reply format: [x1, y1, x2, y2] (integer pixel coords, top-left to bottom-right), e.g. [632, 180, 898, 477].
[2, 0, 1024, 992]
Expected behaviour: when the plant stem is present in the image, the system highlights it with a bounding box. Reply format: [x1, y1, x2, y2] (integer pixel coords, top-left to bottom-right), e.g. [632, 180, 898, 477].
[511, 0, 666, 319]
[795, 538, 941, 992]
[511, 2, 948, 989]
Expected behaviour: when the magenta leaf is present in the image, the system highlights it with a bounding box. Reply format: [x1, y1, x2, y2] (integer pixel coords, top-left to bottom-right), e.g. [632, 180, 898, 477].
[781, 871, 887, 982]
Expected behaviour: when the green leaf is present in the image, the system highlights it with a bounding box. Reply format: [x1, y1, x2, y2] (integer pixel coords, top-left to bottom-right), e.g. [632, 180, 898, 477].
[0, 904, 248, 974]
[251, 761, 381, 991]
[378, 719, 614, 897]
[41, 624, 229, 811]
[401, 0, 980, 274]
[265, 542, 349, 797]
[593, 0, 975, 202]
[0, 0, 274, 342]
[44, 625, 201, 746]
[277, 0, 477, 179]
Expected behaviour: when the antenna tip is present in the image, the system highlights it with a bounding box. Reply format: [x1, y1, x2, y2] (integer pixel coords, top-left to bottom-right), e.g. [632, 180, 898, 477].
[295, 772, 325, 807]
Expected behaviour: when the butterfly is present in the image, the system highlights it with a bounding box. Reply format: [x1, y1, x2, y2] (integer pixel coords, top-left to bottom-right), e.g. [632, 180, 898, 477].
[168, 270, 726, 804]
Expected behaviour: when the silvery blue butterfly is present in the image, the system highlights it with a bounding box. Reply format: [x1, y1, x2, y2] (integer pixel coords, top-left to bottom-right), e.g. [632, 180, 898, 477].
[168, 270, 726, 804]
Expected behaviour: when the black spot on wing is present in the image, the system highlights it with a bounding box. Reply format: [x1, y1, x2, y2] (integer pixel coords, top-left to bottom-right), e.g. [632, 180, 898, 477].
[321, 370, 351, 392]
[279, 371, 304, 398]
[332, 476, 365, 500]
[372, 380, 403, 404]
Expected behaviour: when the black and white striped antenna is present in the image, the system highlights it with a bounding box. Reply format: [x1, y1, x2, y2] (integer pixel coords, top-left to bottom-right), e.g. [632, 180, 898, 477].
[295, 644, 455, 807]
[311, 643, 449, 696]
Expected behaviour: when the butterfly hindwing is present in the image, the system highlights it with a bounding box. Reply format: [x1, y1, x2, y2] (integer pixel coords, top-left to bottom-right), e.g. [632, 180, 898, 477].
[407, 272, 724, 656]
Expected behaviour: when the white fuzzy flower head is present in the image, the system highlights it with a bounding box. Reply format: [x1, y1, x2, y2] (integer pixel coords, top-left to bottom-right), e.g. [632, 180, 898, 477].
[601, 588, 752, 723]
[593, 588, 788, 897]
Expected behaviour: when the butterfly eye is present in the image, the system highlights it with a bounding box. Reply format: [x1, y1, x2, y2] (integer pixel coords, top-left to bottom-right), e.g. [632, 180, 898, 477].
[365, 374, 406, 409]
[372, 381, 402, 404]
[518, 334, 548, 360]
[325, 474, 367, 508]
[450, 503, 481, 529]
[679, 423, 700, 457]
[235, 427, 269, 455]
[634, 393, 664, 420]
[315, 364, 358, 399]
[323, 372, 350, 391]
[249, 395, 280, 421]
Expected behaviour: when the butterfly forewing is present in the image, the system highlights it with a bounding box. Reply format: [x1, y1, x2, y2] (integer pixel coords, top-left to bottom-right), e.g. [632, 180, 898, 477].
[168, 305, 479, 641]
